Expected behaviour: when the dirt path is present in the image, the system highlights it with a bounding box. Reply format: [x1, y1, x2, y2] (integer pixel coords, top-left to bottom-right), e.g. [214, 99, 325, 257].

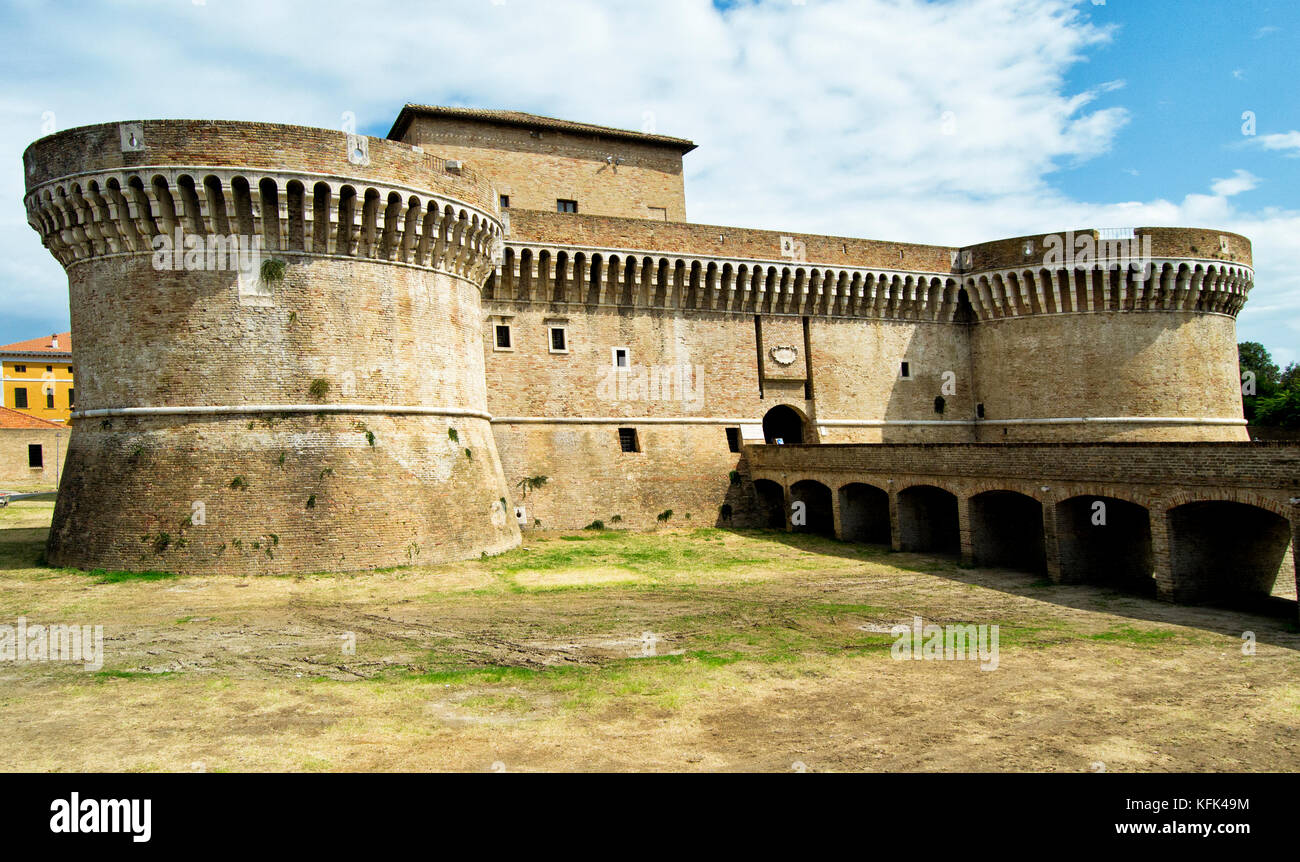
[0, 509, 1296, 771]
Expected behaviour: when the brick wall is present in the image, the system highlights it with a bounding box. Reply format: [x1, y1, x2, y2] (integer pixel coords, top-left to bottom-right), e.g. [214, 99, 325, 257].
[397, 116, 688, 221]
[0, 428, 66, 486]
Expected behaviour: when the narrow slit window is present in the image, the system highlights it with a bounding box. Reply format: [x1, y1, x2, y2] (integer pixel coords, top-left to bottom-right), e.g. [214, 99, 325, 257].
[899, 361, 911, 379]
[618, 427, 639, 453]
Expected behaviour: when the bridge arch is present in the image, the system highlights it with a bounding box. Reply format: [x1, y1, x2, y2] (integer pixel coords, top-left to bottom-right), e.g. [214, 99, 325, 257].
[790, 479, 834, 536]
[897, 484, 959, 553]
[752, 478, 786, 529]
[1167, 500, 1295, 606]
[969, 490, 1046, 573]
[839, 482, 890, 544]
[1056, 495, 1155, 594]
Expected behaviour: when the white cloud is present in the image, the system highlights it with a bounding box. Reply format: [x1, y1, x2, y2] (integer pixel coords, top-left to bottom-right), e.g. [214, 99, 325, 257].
[0, 0, 1296, 358]
[1257, 131, 1300, 155]
[1210, 170, 1260, 197]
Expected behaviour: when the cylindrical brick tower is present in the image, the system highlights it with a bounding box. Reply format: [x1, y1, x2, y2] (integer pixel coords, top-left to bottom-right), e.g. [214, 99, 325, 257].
[24, 120, 520, 574]
[961, 228, 1254, 442]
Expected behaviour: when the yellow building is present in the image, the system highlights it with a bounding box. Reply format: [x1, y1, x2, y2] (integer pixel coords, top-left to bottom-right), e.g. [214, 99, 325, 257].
[0, 332, 74, 424]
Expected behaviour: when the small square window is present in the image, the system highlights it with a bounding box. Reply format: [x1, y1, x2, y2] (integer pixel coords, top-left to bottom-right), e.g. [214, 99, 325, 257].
[46, 365, 52, 372]
[899, 361, 911, 379]
[726, 427, 741, 452]
[549, 326, 568, 353]
[557, 199, 578, 214]
[13, 388, 27, 409]
[612, 347, 630, 368]
[28, 444, 43, 468]
[494, 323, 513, 351]
[618, 427, 639, 453]
[500, 194, 510, 209]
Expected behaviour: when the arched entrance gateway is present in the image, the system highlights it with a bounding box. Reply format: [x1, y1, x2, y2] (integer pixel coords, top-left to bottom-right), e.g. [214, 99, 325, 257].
[762, 405, 806, 445]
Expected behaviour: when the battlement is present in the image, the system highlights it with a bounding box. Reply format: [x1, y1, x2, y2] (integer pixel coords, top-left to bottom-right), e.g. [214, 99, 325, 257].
[491, 211, 1254, 323]
[24, 121, 502, 281]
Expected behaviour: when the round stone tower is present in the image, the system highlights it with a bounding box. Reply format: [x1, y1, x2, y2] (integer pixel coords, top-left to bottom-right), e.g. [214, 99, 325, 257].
[24, 119, 520, 574]
[961, 227, 1255, 442]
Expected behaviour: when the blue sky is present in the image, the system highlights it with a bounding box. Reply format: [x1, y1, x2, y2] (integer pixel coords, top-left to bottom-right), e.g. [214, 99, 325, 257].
[1, 0, 1297, 366]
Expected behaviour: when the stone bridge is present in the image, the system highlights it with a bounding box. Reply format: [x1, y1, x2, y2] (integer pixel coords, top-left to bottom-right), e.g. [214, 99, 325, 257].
[743, 442, 1300, 615]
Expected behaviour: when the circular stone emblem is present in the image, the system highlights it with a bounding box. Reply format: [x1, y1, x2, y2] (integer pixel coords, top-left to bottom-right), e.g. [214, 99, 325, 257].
[769, 345, 799, 367]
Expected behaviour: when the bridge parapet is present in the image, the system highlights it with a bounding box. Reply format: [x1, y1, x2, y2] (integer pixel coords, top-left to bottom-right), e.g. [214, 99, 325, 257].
[745, 442, 1300, 491]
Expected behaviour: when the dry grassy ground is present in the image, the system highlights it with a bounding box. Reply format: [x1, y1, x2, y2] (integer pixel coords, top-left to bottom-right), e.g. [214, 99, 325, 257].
[0, 498, 1296, 772]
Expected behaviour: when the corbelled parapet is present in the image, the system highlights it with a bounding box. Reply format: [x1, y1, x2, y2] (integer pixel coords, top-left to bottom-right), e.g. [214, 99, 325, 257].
[958, 227, 1254, 320]
[24, 120, 519, 574]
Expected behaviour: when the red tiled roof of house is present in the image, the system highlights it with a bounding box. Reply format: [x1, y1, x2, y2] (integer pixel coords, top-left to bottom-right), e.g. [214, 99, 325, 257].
[0, 405, 64, 430]
[0, 331, 72, 355]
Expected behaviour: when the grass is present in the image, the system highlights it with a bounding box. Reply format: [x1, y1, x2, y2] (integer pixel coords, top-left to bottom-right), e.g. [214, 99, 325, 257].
[1089, 624, 1182, 645]
[85, 569, 180, 584]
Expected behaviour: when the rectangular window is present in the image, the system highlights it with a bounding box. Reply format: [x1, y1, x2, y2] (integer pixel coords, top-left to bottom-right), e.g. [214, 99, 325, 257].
[612, 347, 629, 368]
[13, 365, 25, 373]
[617, 427, 639, 453]
[46, 365, 52, 373]
[549, 326, 568, 353]
[13, 388, 27, 409]
[68, 389, 74, 407]
[500, 194, 509, 209]
[494, 323, 513, 351]
[726, 427, 741, 452]
[45, 390, 54, 409]
[557, 199, 578, 214]
[899, 361, 911, 379]
[28, 444, 42, 468]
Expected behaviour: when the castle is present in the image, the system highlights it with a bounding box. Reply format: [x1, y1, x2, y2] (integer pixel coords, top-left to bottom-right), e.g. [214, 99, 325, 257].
[20, 107, 1297, 611]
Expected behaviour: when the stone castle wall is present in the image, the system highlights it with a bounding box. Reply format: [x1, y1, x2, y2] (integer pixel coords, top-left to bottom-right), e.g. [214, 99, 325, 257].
[19, 112, 1263, 573]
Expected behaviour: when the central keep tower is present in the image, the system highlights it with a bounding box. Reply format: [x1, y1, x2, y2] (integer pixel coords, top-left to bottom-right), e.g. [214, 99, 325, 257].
[24, 119, 519, 574]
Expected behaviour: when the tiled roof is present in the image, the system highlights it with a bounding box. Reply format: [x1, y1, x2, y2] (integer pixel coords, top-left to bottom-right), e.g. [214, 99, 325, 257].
[0, 331, 72, 356]
[388, 105, 697, 153]
[0, 405, 64, 430]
